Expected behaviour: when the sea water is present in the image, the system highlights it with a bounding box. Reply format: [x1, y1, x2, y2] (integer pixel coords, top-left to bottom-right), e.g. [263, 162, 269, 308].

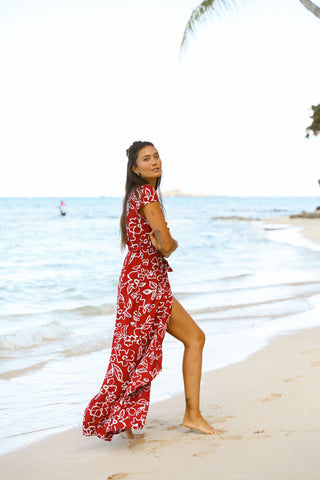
[0, 195, 320, 453]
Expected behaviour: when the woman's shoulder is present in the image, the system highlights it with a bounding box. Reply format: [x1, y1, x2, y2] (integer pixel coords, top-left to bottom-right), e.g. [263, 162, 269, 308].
[136, 184, 159, 203]
[137, 183, 155, 195]
[127, 184, 159, 214]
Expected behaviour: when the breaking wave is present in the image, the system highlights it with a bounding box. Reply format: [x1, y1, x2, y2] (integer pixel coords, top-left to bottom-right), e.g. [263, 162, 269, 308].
[0, 321, 70, 351]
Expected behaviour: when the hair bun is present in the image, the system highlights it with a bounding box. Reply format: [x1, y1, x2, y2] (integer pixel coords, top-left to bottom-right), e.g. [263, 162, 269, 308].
[126, 148, 129, 157]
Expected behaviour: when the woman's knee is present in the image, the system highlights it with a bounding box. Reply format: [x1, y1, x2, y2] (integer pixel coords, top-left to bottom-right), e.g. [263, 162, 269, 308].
[186, 328, 205, 350]
[198, 329, 206, 349]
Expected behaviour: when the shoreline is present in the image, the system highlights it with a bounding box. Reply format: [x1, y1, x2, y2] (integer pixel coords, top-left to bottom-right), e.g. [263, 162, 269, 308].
[1, 211, 320, 478]
[1, 325, 319, 479]
[264, 214, 320, 245]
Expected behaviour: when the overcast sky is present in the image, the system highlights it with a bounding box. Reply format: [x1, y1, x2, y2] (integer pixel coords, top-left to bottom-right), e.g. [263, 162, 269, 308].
[0, 0, 319, 197]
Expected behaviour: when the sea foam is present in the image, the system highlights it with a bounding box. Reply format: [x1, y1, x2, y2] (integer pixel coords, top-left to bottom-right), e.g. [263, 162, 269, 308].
[0, 320, 70, 350]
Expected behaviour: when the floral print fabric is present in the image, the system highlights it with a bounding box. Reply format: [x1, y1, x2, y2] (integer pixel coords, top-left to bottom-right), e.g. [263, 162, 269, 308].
[83, 184, 173, 441]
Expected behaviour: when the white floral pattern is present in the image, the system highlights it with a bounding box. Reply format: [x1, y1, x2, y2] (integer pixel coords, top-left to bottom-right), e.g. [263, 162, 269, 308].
[83, 184, 173, 441]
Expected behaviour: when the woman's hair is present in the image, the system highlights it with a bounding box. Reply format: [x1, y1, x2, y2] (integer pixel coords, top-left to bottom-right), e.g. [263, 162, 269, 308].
[120, 140, 162, 250]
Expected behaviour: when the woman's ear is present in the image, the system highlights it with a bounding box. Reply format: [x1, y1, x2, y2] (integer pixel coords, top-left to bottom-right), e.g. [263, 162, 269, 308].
[132, 165, 139, 175]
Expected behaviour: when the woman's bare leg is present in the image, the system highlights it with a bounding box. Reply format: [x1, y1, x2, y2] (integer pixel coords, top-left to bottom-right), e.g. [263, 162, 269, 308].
[166, 297, 220, 434]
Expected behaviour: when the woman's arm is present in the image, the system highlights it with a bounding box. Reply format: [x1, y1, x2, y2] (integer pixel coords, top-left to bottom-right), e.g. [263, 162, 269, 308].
[141, 202, 178, 258]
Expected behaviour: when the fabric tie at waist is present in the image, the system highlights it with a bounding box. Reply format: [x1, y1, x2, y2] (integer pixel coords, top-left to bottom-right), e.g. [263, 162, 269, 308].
[128, 247, 157, 253]
[127, 247, 173, 273]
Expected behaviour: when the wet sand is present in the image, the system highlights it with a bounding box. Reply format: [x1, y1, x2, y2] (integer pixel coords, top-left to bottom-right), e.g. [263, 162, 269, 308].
[265, 215, 320, 244]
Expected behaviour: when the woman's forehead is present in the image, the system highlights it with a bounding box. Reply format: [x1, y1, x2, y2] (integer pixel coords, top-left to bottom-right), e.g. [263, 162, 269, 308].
[138, 145, 158, 157]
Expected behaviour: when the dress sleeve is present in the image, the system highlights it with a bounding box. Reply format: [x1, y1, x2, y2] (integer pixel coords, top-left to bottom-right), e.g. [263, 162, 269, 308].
[134, 184, 159, 212]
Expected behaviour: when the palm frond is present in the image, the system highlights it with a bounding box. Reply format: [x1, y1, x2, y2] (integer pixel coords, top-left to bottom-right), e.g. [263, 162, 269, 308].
[180, 0, 236, 53]
[180, 0, 320, 55]
[298, 0, 320, 19]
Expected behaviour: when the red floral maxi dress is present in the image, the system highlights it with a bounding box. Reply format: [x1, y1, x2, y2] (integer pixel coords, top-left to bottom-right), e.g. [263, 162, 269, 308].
[83, 184, 173, 441]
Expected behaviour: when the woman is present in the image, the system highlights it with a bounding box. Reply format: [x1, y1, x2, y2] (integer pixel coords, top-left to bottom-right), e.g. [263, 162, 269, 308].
[83, 141, 217, 441]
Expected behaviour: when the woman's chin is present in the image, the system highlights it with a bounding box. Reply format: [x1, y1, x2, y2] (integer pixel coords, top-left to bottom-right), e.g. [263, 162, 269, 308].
[145, 173, 161, 183]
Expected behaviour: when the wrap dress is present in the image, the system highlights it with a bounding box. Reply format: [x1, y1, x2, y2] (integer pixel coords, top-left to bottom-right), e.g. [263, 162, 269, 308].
[83, 184, 173, 441]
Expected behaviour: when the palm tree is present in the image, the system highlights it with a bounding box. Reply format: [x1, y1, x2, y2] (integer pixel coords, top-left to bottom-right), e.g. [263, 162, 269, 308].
[181, 1, 320, 139]
[181, 0, 320, 50]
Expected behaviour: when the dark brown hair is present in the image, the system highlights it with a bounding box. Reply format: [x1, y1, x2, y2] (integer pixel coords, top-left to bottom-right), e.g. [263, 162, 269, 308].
[120, 141, 162, 250]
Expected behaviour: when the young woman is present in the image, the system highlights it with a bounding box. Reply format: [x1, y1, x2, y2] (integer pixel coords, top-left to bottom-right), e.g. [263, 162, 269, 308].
[83, 141, 217, 441]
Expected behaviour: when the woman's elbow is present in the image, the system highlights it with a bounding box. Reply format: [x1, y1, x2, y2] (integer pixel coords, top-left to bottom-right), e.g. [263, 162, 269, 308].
[162, 239, 178, 257]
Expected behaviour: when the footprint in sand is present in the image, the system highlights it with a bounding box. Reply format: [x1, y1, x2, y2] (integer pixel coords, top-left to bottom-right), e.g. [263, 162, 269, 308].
[213, 416, 235, 424]
[261, 393, 282, 402]
[107, 474, 128, 480]
[283, 375, 306, 383]
[192, 443, 221, 457]
[253, 430, 272, 438]
[280, 429, 297, 436]
[310, 361, 320, 367]
[128, 436, 147, 449]
[148, 446, 161, 457]
[221, 434, 242, 440]
[167, 425, 179, 431]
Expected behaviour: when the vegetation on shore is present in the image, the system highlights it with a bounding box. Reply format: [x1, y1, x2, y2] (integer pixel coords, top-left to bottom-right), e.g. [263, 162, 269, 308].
[306, 104, 320, 137]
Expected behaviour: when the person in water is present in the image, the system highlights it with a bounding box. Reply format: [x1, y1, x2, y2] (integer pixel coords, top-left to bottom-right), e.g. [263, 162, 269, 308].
[83, 141, 219, 441]
[59, 201, 66, 216]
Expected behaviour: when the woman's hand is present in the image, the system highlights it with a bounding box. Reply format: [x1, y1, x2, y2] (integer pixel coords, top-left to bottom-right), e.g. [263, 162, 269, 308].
[142, 202, 178, 258]
[149, 229, 164, 252]
[149, 228, 177, 258]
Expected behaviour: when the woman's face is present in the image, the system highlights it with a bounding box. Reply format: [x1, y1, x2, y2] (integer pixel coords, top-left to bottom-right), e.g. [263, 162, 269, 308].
[132, 146, 162, 186]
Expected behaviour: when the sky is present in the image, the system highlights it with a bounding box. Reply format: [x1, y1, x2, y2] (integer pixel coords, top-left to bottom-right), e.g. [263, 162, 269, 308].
[0, 0, 319, 197]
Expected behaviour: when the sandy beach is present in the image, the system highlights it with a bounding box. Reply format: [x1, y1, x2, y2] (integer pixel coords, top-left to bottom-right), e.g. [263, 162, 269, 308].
[265, 214, 320, 244]
[1, 213, 320, 480]
[1, 324, 319, 480]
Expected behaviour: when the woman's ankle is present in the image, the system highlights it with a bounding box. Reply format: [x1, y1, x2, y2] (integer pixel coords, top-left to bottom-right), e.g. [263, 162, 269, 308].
[184, 402, 201, 419]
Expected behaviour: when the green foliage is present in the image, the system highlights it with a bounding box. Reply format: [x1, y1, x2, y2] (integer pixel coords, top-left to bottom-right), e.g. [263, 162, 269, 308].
[181, 0, 320, 51]
[306, 104, 320, 138]
[181, 2, 320, 143]
[180, 0, 235, 51]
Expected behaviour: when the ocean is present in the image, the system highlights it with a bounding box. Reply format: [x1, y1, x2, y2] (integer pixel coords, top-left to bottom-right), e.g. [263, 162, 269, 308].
[1, 195, 320, 454]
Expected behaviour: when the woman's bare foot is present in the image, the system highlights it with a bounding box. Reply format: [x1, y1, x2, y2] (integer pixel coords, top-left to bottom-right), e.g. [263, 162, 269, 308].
[122, 429, 136, 439]
[182, 412, 223, 435]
